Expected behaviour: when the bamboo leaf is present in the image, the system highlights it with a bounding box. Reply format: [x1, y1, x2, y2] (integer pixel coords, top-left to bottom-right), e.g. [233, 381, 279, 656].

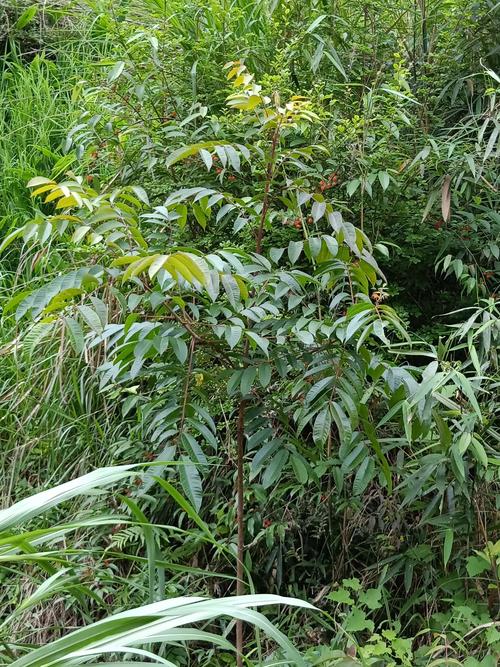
[443, 528, 453, 567]
[0, 466, 137, 532]
[441, 174, 452, 222]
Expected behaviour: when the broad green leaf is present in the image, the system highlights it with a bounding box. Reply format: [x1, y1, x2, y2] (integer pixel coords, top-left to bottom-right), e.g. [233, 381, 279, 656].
[262, 449, 289, 488]
[225, 325, 243, 349]
[179, 457, 203, 512]
[327, 588, 354, 605]
[288, 240, 303, 264]
[108, 61, 125, 82]
[352, 456, 374, 496]
[0, 228, 24, 253]
[344, 607, 374, 633]
[313, 407, 331, 445]
[246, 331, 269, 356]
[166, 142, 229, 168]
[15, 5, 38, 29]
[342, 578, 362, 591]
[378, 171, 390, 191]
[224, 145, 241, 172]
[240, 366, 257, 396]
[466, 555, 490, 577]
[358, 587, 382, 610]
[257, 364, 272, 389]
[199, 148, 213, 170]
[77, 304, 104, 334]
[291, 455, 308, 484]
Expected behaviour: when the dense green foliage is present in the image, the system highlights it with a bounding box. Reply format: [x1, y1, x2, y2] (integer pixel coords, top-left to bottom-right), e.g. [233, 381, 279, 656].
[0, 0, 499, 665]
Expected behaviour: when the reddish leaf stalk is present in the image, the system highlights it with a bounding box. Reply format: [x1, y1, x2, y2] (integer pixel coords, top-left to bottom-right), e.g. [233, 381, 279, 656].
[256, 123, 281, 254]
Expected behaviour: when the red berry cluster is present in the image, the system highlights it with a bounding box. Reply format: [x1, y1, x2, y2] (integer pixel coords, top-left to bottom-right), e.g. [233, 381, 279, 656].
[282, 217, 303, 229]
[459, 224, 472, 240]
[211, 156, 238, 181]
[263, 518, 272, 528]
[282, 215, 315, 229]
[319, 173, 340, 192]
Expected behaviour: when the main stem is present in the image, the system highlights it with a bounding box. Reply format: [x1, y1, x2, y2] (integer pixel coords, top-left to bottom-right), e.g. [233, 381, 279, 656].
[236, 396, 246, 667]
[236, 120, 280, 664]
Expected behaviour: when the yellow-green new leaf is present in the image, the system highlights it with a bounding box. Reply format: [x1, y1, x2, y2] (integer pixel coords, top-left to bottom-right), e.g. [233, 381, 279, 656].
[27, 176, 55, 188]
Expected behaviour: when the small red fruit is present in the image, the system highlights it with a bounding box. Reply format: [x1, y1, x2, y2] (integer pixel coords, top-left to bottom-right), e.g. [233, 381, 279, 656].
[263, 519, 272, 528]
[228, 174, 236, 181]
[216, 167, 223, 174]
